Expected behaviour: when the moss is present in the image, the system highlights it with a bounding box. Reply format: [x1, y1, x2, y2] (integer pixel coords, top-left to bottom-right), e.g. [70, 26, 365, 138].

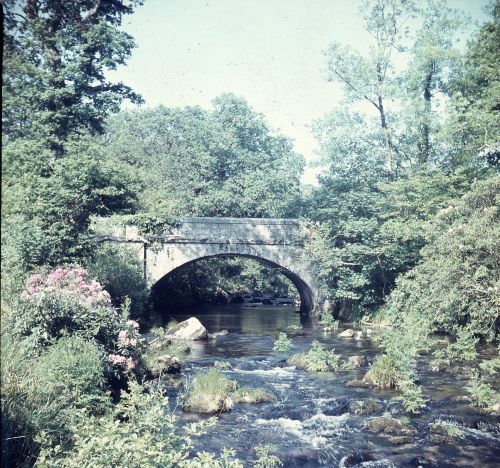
[350, 399, 383, 415]
[366, 417, 417, 436]
[232, 387, 275, 404]
[183, 369, 236, 413]
[143, 337, 190, 376]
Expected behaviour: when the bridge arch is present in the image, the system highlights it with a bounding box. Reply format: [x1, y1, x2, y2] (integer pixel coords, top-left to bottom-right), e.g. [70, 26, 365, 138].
[150, 252, 315, 314]
[94, 216, 325, 315]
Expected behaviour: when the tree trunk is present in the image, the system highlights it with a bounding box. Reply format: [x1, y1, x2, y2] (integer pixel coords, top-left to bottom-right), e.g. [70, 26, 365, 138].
[377, 95, 394, 178]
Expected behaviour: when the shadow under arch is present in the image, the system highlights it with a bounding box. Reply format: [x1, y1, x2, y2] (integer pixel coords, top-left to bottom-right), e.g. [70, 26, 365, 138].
[151, 253, 314, 315]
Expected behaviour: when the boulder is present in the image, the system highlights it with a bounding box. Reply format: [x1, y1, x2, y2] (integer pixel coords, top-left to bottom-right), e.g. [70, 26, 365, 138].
[213, 360, 233, 370]
[165, 317, 208, 341]
[354, 331, 364, 341]
[347, 355, 368, 368]
[366, 417, 417, 436]
[428, 423, 463, 444]
[157, 355, 181, 374]
[346, 379, 372, 388]
[350, 399, 384, 415]
[338, 329, 354, 338]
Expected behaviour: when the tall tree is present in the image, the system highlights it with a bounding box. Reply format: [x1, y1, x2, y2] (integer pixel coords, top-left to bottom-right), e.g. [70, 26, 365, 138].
[445, 0, 500, 166]
[105, 94, 305, 219]
[2, 0, 143, 155]
[325, 0, 413, 178]
[404, 0, 465, 164]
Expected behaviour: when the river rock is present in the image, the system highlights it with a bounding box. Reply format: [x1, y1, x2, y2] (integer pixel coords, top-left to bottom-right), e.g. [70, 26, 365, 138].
[347, 355, 368, 368]
[157, 354, 181, 374]
[408, 456, 439, 467]
[354, 331, 364, 341]
[210, 330, 228, 339]
[338, 329, 354, 338]
[165, 317, 208, 341]
[449, 365, 476, 380]
[350, 399, 384, 415]
[184, 394, 233, 414]
[388, 436, 414, 445]
[366, 417, 417, 436]
[340, 452, 376, 467]
[428, 423, 463, 444]
[346, 379, 372, 388]
[213, 360, 232, 370]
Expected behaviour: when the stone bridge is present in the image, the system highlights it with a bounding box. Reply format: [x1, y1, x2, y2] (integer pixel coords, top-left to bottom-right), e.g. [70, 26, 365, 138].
[96, 217, 323, 314]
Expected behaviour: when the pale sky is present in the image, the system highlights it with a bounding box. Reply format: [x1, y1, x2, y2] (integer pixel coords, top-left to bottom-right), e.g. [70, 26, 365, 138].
[108, 0, 489, 184]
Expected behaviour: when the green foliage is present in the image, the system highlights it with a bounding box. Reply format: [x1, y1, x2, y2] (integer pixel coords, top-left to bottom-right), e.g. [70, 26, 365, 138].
[288, 340, 340, 372]
[3, 138, 139, 265]
[445, 0, 500, 166]
[385, 176, 499, 342]
[189, 448, 244, 468]
[183, 369, 236, 414]
[253, 445, 283, 468]
[365, 354, 403, 389]
[87, 243, 149, 321]
[3, 0, 143, 152]
[105, 95, 304, 218]
[273, 333, 293, 352]
[35, 380, 216, 467]
[434, 327, 479, 364]
[465, 372, 499, 413]
[32, 336, 110, 413]
[232, 387, 275, 404]
[319, 313, 339, 332]
[1, 335, 110, 466]
[395, 381, 427, 414]
[480, 351, 500, 375]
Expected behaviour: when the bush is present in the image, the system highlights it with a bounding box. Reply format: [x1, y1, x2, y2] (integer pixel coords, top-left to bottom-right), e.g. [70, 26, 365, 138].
[288, 340, 340, 372]
[365, 354, 403, 389]
[465, 373, 500, 413]
[87, 244, 149, 322]
[384, 176, 499, 342]
[1, 335, 110, 466]
[434, 326, 479, 364]
[35, 380, 216, 467]
[253, 445, 283, 468]
[183, 369, 236, 413]
[319, 313, 339, 332]
[395, 381, 427, 414]
[10, 268, 145, 375]
[273, 333, 292, 352]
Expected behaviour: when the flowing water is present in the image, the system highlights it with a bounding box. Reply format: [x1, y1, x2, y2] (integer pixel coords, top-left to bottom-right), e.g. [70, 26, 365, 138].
[165, 303, 500, 467]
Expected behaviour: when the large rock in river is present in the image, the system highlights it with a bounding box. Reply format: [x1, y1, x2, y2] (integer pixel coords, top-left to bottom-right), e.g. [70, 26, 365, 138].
[165, 317, 208, 341]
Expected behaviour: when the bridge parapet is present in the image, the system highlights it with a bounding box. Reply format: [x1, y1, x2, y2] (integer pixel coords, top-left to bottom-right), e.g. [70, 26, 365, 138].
[92, 216, 323, 314]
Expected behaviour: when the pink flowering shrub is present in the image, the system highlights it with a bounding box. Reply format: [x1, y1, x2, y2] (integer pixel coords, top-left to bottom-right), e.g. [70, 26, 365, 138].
[16, 267, 144, 374]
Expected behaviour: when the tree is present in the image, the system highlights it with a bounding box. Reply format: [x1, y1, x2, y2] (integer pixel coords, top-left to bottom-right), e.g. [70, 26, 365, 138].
[403, 0, 465, 164]
[385, 176, 499, 341]
[325, 0, 413, 177]
[445, 0, 500, 167]
[104, 94, 305, 218]
[2, 137, 139, 266]
[2, 0, 143, 155]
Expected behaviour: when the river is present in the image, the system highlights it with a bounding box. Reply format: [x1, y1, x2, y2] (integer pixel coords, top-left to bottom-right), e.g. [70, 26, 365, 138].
[164, 303, 500, 467]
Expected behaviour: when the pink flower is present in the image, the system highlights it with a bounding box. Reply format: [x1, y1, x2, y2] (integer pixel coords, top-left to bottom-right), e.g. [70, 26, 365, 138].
[125, 357, 138, 370]
[109, 354, 138, 371]
[109, 354, 127, 365]
[127, 320, 140, 330]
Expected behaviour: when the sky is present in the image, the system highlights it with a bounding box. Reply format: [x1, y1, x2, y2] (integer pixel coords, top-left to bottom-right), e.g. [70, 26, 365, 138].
[108, 0, 490, 184]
